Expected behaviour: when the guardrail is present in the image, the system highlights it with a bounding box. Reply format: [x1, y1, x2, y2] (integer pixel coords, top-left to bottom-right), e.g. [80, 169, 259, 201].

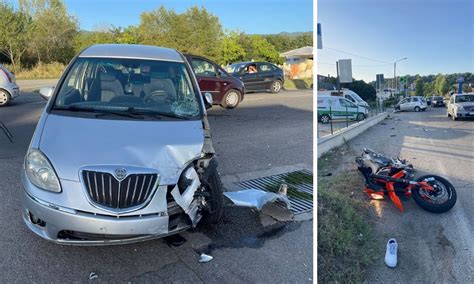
[317, 104, 386, 138]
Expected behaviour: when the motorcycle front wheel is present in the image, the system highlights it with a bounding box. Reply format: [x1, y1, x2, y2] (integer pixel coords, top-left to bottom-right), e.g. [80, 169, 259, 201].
[412, 175, 457, 213]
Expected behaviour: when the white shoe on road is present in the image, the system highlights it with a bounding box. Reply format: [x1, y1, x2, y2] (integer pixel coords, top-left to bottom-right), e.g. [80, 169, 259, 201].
[385, 238, 398, 268]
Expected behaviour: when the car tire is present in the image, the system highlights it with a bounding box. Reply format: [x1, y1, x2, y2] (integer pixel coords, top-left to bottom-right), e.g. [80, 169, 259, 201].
[220, 89, 241, 109]
[0, 89, 11, 107]
[270, 80, 282, 93]
[414, 106, 421, 112]
[356, 113, 365, 121]
[201, 171, 223, 224]
[320, 114, 331, 124]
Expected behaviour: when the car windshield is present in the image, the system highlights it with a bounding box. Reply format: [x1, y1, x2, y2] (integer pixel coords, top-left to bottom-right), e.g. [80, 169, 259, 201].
[455, 95, 474, 103]
[53, 57, 202, 119]
[225, 63, 247, 74]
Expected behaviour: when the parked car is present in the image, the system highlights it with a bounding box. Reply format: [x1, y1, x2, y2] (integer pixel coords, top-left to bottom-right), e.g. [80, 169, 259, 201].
[395, 96, 427, 112]
[317, 95, 368, 124]
[447, 93, 474, 120]
[431, 96, 445, 107]
[225, 61, 284, 93]
[318, 88, 370, 109]
[22, 44, 223, 244]
[184, 54, 245, 109]
[0, 64, 20, 106]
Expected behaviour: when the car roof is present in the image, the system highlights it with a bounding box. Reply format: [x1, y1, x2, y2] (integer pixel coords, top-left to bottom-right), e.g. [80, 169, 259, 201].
[79, 44, 184, 62]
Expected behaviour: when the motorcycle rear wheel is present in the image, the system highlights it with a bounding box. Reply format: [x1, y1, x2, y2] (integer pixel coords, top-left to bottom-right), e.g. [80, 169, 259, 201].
[412, 175, 457, 213]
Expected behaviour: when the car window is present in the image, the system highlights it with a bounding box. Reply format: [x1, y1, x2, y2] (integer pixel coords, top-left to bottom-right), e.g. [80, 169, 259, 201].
[339, 98, 356, 108]
[258, 63, 274, 73]
[455, 95, 474, 103]
[191, 58, 217, 77]
[413, 97, 419, 102]
[53, 57, 202, 118]
[400, 99, 408, 104]
[345, 95, 356, 102]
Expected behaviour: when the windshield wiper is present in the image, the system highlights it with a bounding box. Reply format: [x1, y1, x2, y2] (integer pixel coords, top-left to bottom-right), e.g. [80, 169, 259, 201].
[53, 105, 98, 112]
[94, 110, 145, 120]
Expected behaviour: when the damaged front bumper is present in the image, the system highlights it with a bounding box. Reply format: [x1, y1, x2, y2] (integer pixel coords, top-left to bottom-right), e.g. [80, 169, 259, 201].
[22, 190, 193, 245]
[21, 166, 209, 245]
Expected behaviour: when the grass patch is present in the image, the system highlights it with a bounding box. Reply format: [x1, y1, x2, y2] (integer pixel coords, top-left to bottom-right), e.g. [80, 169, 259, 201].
[318, 169, 377, 283]
[5, 62, 65, 80]
[283, 78, 313, 90]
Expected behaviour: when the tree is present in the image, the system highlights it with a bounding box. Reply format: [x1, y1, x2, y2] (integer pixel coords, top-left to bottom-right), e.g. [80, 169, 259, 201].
[434, 74, 449, 96]
[137, 6, 223, 61]
[239, 35, 281, 63]
[22, 0, 78, 64]
[0, 3, 33, 71]
[343, 79, 376, 101]
[220, 31, 246, 65]
[415, 77, 424, 97]
[423, 82, 434, 97]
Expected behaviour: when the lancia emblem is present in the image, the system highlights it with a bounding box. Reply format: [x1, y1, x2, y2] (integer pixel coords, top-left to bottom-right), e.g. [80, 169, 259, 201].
[114, 168, 127, 180]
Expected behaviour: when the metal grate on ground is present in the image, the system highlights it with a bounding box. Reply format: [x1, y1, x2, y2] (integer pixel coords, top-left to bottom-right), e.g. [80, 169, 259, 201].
[234, 169, 313, 214]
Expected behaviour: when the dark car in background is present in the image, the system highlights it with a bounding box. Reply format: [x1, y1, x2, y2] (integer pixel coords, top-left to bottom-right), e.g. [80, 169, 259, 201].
[225, 61, 284, 93]
[432, 96, 445, 107]
[184, 54, 245, 109]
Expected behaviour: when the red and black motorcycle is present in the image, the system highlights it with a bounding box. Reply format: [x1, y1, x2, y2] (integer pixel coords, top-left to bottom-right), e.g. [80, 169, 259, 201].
[356, 148, 457, 213]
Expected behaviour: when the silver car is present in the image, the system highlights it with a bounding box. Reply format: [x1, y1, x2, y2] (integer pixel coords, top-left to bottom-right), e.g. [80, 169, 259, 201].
[22, 44, 223, 245]
[395, 96, 427, 112]
[447, 93, 474, 120]
[0, 64, 20, 106]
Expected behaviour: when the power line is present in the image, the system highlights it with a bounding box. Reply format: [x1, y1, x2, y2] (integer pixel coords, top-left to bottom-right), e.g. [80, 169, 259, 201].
[324, 46, 392, 64]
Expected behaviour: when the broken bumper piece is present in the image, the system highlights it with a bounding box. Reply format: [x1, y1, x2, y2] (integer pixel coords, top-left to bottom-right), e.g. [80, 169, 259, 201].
[223, 188, 291, 210]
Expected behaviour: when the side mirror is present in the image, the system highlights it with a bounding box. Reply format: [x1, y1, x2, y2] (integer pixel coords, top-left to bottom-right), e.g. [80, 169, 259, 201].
[39, 86, 54, 100]
[204, 92, 213, 109]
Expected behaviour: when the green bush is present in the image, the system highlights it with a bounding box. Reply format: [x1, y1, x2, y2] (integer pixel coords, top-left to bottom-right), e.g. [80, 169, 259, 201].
[283, 78, 313, 90]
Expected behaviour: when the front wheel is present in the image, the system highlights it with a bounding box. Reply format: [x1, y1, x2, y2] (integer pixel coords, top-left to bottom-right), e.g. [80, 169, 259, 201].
[320, 114, 330, 124]
[414, 106, 421, 112]
[271, 80, 282, 93]
[201, 171, 224, 224]
[412, 175, 457, 213]
[356, 113, 365, 121]
[220, 90, 241, 109]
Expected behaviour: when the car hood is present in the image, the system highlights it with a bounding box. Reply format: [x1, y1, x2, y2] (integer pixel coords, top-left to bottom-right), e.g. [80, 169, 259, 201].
[39, 114, 204, 185]
[456, 102, 474, 107]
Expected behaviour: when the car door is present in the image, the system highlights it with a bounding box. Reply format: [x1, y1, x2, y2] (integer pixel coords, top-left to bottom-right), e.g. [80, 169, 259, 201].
[399, 98, 410, 110]
[257, 63, 276, 90]
[189, 57, 222, 101]
[238, 63, 261, 91]
[338, 98, 358, 119]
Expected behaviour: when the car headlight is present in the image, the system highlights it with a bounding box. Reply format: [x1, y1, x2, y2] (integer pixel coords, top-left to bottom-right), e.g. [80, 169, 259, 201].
[456, 105, 464, 111]
[25, 149, 61, 192]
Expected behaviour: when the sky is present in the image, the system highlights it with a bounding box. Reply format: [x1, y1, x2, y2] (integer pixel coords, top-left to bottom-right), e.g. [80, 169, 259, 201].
[318, 0, 474, 82]
[63, 0, 313, 34]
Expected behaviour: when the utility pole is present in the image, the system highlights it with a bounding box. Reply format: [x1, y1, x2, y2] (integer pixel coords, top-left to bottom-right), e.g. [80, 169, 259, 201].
[394, 57, 407, 93]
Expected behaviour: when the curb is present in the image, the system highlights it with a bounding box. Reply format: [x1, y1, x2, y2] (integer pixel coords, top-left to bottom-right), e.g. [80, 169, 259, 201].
[317, 112, 388, 158]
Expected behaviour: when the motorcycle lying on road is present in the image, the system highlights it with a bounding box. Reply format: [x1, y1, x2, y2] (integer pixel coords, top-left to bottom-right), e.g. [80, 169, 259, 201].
[356, 148, 457, 213]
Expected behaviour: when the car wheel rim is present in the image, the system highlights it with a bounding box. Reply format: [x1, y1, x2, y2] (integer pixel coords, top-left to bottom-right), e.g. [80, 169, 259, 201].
[0, 92, 7, 104]
[226, 92, 239, 106]
[273, 81, 281, 92]
[322, 116, 329, 123]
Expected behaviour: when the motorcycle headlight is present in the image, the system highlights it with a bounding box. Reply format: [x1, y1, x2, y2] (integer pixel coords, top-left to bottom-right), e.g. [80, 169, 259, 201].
[25, 149, 61, 192]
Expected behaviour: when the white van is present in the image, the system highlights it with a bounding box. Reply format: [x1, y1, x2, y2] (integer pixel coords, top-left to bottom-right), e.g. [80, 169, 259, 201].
[317, 95, 368, 124]
[318, 89, 370, 109]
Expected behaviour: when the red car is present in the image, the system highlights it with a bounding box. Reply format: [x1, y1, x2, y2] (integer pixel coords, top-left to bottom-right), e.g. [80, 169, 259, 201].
[184, 54, 245, 109]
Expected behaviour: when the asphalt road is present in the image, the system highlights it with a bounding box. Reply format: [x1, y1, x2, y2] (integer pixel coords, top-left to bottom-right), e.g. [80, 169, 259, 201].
[325, 107, 473, 282]
[0, 88, 313, 282]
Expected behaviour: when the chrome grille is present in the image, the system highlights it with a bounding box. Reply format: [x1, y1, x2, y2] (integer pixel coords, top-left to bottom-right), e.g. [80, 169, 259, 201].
[82, 170, 158, 209]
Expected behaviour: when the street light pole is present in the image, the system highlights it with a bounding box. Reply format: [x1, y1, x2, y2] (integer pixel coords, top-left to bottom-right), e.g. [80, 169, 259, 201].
[393, 57, 407, 92]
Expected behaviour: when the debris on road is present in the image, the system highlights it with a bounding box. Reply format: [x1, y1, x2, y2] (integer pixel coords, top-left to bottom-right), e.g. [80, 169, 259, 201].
[390, 134, 396, 137]
[198, 253, 213, 263]
[224, 188, 291, 210]
[89, 272, 98, 280]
